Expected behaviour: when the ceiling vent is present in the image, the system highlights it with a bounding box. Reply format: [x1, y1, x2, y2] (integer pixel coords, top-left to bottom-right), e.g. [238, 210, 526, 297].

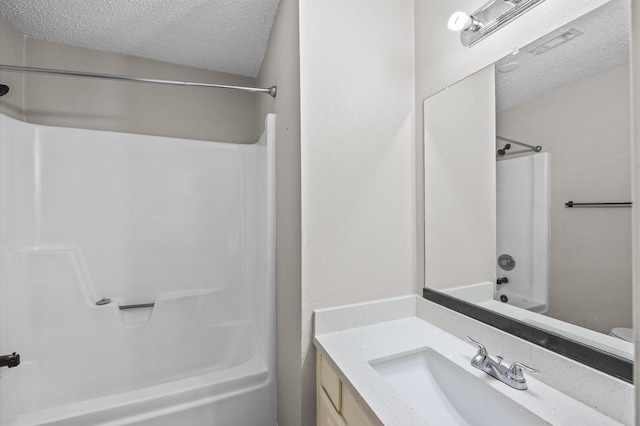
[528, 28, 584, 55]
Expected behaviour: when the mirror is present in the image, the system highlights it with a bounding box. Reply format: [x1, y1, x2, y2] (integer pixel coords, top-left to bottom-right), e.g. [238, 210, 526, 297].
[423, 0, 633, 380]
[494, 0, 631, 354]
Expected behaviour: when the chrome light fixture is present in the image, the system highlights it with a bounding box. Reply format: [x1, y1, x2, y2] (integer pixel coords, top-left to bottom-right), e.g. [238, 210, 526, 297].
[448, 0, 546, 47]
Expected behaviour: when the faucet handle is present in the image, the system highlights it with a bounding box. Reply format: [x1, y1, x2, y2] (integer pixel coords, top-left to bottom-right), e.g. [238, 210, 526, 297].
[466, 336, 488, 357]
[507, 362, 540, 383]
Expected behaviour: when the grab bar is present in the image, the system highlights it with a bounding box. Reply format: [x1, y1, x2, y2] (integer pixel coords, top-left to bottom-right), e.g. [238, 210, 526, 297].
[565, 201, 632, 208]
[119, 303, 155, 310]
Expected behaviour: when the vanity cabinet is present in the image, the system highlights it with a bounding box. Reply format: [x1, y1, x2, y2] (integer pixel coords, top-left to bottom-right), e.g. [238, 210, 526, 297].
[317, 352, 374, 426]
[318, 390, 347, 426]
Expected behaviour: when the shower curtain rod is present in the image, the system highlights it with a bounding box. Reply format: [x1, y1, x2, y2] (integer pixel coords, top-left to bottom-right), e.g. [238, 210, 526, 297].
[496, 135, 542, 156]
[0, 64, 277, 97]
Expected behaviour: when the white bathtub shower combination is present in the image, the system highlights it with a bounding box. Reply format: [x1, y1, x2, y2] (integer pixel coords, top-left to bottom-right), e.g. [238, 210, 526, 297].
[496, 153, 549, 314]
[0, 113, 276, 425]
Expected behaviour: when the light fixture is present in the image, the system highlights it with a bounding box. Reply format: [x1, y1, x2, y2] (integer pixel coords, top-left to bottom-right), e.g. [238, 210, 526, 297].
[448, 0, 546, 47]
[447, 12, 483, 32]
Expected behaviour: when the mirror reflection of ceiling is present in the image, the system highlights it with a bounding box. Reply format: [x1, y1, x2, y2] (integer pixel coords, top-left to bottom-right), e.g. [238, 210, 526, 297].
[0, 0, 280, 77]
[496, 0, 629, 111]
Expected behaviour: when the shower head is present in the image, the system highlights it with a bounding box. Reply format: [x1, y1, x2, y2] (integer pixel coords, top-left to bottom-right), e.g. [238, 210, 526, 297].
[0, 84, 9, 97]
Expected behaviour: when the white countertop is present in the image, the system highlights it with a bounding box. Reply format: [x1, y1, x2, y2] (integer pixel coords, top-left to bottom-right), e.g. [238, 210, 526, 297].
[314, 296, 626, 426]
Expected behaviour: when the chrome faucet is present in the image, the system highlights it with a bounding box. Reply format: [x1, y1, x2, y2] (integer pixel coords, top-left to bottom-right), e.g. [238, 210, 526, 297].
[466, 337, 539, 390]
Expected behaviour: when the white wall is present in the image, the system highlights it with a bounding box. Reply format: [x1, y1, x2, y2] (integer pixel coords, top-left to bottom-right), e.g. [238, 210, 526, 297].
[416, 0, 614, 291]
[424, 66, 496, 289]
[300, 0, 416, 423]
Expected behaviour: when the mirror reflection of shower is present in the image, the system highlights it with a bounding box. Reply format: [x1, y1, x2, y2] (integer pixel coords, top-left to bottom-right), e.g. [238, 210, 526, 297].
[494, 0, 632, 340]
[495, 134, 549, 315]
[495, 151, 550, 314]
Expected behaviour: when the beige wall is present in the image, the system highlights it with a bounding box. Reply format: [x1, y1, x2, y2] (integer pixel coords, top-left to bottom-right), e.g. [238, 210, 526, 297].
[299, 1, 416, 424]
[415, 0, 614, 291]
[497, 65, 632, 334]
[0, 16, 260, 144]
[256, 0, 302, 425]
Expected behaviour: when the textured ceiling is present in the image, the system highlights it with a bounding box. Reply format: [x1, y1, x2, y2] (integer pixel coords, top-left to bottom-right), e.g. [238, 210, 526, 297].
[496, 0, 629, 111]
[0, 0, 280, 78]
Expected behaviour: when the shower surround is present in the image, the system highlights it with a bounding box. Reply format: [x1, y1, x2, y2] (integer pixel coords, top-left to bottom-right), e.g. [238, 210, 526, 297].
[0, 113, 276, 425]
[496, 152, 549, 314]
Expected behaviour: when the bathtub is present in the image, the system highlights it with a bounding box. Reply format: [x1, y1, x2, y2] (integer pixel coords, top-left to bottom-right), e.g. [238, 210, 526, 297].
[4, 322, 271, 426]
[0, 114, 276, 425]
[2, 255, 275, 425]
[495, 290, 547, 314]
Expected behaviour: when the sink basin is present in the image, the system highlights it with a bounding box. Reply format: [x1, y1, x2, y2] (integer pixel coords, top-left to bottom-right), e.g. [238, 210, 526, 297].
[369, 349, 548, 426]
